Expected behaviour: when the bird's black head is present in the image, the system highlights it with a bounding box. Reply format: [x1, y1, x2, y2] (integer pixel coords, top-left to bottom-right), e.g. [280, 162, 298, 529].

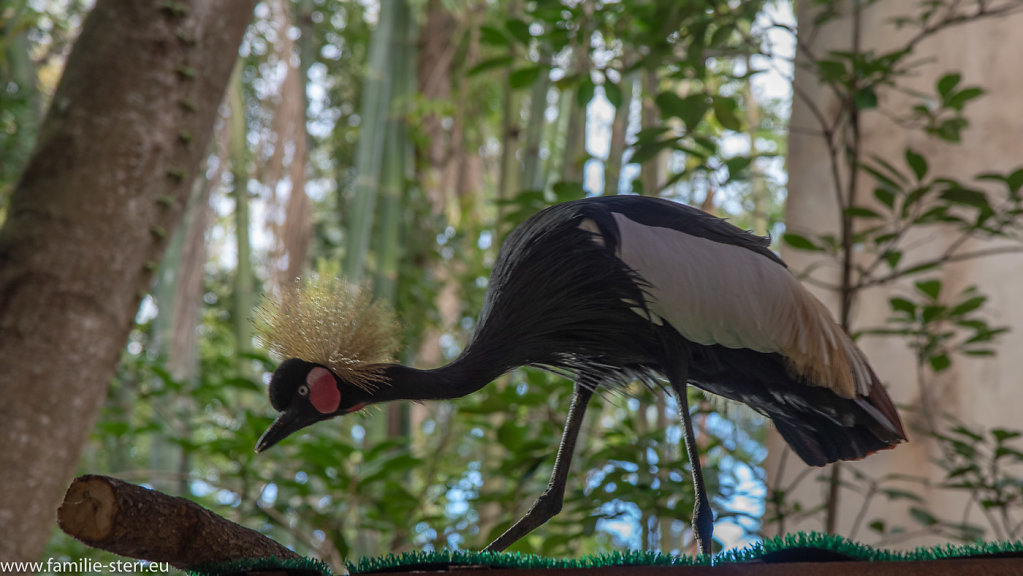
[255, 358, 371, 453]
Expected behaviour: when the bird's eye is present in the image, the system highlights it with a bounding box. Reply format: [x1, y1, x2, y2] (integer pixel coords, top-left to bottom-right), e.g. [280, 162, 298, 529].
[297, 384, 309, 397]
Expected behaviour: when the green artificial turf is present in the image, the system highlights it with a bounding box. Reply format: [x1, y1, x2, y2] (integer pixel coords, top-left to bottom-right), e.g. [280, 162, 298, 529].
[188, 531, 1023, 576]
[189, 555, 333, 576]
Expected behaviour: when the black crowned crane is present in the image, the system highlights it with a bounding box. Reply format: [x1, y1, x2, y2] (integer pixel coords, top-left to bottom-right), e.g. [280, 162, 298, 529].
[254, 195, 906, 555]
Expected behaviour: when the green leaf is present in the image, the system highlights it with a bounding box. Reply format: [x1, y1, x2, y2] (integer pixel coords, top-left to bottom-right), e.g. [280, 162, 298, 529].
[932, 117, 968, 143]
[939, 187, 990, 210]
[946, 87, 984, 111]
[883, 250, 902, 269]
[724, 156, 752, 179]
[889, 296, 916, 316]
[656, 92, 710, 130]
[874, 187, 895, 209]
[845, 206, 882, 219]
[921, 304, 945, 323]
[994, 447, 1023, 462]
[712, 96, 742, 131]
[937, 73, 961, 99]
[604, 81, 623, 109]
[509, 65, 544, 89]
[496, 421, 524, 450]
[98, 421, 131, 436]
[551, 180, 586, 202]
[505, 18, 532, 44]
[992, 428, 1022, 443]
[946, 464, 979, 479]
[952, 424, 984, 442]
[865, 154, 909, 186]
[901, 185, 932, 217]
[816, 59, 846, 83]
[468, 55, 514, 76]
[882, 488, 924, 503]
[905, 149, 928, 180]
[1009, 168, 1023, 195]
[654, 91, 684, 119]
[950, 295, 986, 316]
[480, 25, 510, 46]
[629, 137, 673, 165]
[782, 232, 823, 252]
[909, 506, 939, 526]
[915, 279, 942, 299]
[577, 77, 596, 107]
[855, 86, 878, 110]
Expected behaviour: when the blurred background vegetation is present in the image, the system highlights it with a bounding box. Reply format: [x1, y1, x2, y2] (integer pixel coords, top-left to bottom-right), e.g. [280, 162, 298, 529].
[3, 0, 1023, 572]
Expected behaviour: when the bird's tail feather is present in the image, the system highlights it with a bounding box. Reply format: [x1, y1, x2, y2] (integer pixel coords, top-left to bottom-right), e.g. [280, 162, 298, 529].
[773, 414, 900, 467]
[856, 359, 906, 441]
[772, 365, 905, 467]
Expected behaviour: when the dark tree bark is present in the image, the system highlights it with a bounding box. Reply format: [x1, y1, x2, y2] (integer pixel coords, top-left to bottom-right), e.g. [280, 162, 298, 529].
[58, 475, 299, 568]
[0, 0, 255, 561]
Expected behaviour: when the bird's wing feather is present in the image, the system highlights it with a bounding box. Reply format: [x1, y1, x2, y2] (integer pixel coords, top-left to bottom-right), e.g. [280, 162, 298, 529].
[608, 211, 866, 399]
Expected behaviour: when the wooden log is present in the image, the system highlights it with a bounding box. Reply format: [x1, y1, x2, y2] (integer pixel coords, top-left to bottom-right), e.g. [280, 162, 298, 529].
[57, 474, 300, 570]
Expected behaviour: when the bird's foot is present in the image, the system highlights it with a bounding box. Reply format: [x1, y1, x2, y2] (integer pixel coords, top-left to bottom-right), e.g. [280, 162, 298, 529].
[692, 497, 714, 557]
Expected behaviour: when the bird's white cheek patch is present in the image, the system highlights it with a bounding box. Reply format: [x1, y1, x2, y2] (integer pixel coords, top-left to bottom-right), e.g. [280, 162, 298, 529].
[307, 367, 341, 414]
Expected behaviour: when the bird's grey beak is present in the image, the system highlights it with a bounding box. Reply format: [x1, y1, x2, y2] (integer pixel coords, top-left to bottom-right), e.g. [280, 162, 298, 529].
[255, 408, 316, 453]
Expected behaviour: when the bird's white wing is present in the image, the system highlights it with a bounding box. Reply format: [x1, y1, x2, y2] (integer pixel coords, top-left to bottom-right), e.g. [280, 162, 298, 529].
[607, 212, 868, 399]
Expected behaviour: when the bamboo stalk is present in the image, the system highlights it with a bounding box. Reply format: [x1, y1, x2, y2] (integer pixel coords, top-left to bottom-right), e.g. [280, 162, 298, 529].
[344, 0, 397, 282]
[604, 71, 635, 196]
[228, 61, 253, 375]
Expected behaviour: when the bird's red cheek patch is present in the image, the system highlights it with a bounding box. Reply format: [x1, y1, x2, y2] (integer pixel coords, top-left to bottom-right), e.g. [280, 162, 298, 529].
[307, 367, 341, 414]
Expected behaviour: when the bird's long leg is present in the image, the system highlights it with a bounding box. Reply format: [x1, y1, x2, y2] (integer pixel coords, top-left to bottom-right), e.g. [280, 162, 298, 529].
[484, 382, 594, 553]
[670, 378, 714, 556]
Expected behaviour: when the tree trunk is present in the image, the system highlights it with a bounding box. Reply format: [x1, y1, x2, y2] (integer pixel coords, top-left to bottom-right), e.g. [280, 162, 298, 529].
[770, 0, 1023, 547]
[496, 0, 524, 219]
[742, 55, 768, 236]
[640, 68, 665, 194]
[520, 44, 551, 194]
[417, 0, 457, 214]
[0, 0, 254, 561]
[268, 0, 313, 289]
[560, 2, 592, 185]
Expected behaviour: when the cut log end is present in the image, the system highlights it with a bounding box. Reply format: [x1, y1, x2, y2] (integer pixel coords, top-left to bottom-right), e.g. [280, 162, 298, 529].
[58, 474, 117, 543]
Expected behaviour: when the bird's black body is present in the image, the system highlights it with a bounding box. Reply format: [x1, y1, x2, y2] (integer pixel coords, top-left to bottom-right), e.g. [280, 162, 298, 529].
[256, 195, 906, 555]
[467, 196, 900, 465]
[468, 197, 661, 388]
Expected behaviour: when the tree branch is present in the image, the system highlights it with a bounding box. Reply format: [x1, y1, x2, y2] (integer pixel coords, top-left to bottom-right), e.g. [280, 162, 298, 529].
[58, 475, 300, 570]
[857, 245, 1023, 289]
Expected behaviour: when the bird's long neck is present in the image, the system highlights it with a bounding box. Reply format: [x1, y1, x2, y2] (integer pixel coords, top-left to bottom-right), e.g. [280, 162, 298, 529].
[375, 352, 511, 402]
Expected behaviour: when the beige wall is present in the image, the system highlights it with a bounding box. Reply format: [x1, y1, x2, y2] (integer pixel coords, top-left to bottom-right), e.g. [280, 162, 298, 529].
[769, 0, 1023, 546]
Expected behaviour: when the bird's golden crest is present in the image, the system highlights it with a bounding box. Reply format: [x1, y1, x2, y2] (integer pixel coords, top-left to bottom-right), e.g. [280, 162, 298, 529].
[254, 276, 400, 392]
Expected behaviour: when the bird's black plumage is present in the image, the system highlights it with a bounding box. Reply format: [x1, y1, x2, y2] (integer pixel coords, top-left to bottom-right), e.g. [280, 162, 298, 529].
[466, 196, 902, 464]
[466, 197, 662, 390]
